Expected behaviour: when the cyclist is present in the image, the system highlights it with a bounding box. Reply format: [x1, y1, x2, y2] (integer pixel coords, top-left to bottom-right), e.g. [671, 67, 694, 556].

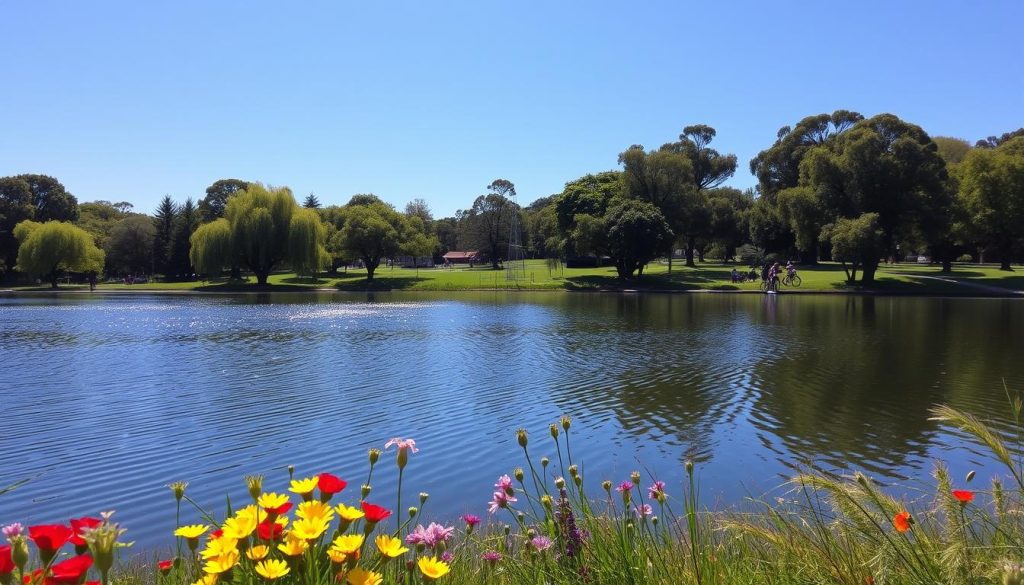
[767, 262, 781, 292]
[786, 260, 797, 279]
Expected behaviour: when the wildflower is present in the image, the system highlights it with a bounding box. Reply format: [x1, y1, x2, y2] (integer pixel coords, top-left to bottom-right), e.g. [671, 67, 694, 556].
[1, 524, 22, 539]
[168, 481, 188, 502]
[417, 556, 450, 581]
[330, 534, 364, 555]
[158, 559, 174, 575]
[495, 475, 514, 495]
[318, 473, 347, 502]
[80, 518, 125, 582]
[28, 525, 72, 564]
[289, 477, 319, 501]
[368, 449, 381, 466]
[648, 480, 667, 501]
[893, 511, 912, 533]
[245, 475, 263, 501]
[516, 428, 528, 448]
[616, 481, 633, 505]
[408, 507, 418, 518]
[554, 477, 566, 490]
[952, 490, 974, 504]
[326, 548, 348, 564]
[360, 502, 391, 525]
[461, 514, 481, 534]
[252, 559, 289, 580]
[346, 567, 382, 585]
[0, 546, 14, 577]
[191, 575, 217, 585]
[384, 437, 418, 471]
[630, 470, 641, 484]
[201, 537, 239, 559]
[276, 535, 307, 557]
[258, 493, 292, 516]
[635, 504, 654, 518]
[514, 468, 525, 482]
[419, 492, 429, 505]
[488, 491, 517, 514]
[482, 551, 501, 566]
[296, 501, 335, 523]
[256, 518, 287, 541]
[375, 535, 409, 558]
[541, 457, 550, 469]
[404, 523, 454, 548]
[50, 555, 93, 584]
[560, 415, 571, 431]
[292, 517, 331, 541]
[246, 545, 269, 561]
[69, 517, 101, 549]
[602, 480, 612, 493]
[203, 550, 239, 575]
[541, 494, 553, 511]
[222, 516, 257, 540]
[531, 536, 553, 552]
[550, 424, 559, 439]
[174, 524, 210, 542]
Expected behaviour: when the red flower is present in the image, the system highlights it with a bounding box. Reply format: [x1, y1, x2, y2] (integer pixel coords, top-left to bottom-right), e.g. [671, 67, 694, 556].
[210, 529, 223, 539]
[360, 502, 391, 524]
[50, 555, 93, 585]
[317, 473, 347, 498]
[256, 520, 283, 541]
[28, 525, 73, 552]
[0, 545, 14, 575]
[23, 568, 51, 585]
[893, 511, 912, 533]
[69, 518, 102, 547]
[264, 502, 292, 516]
[157, 560, 173, 575]
[952, 490, 974, 504]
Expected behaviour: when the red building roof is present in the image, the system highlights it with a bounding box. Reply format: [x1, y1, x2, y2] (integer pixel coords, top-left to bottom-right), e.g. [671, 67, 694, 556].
[442, 251, 480, 260]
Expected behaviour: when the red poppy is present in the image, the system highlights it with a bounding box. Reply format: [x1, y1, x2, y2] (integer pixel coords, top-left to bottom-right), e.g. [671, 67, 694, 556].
[29, 525, 73, 552]
[69, 518, 102, 547]
[360, 502, 391, 524]
[50, 555, 93, 585]
[892, 511, 912, 533]
[0, 545, 14, 575]
[263, 502, 292, 516]
[23, 568, 51, 585]
[317, 473, 347, 498]
[256, 520, 283, 541]
[157, 560, 173, 575]
[210, 529, 224, 539]
[952, 490, 975, 504]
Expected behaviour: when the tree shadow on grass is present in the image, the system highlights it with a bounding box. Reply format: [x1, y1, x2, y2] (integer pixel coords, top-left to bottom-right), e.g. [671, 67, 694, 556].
[333, 277, 426, 291]
[194, 282, 321, 292]
[280, 277, 330, 285]
[563, 274, 701, 291]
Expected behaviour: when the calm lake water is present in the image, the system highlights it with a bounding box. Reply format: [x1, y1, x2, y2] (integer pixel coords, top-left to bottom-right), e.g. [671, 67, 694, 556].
[1, 292, 1023, 549]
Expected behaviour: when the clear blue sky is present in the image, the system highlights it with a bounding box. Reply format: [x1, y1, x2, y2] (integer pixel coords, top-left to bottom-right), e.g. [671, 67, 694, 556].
[2, 1, 1021, 217]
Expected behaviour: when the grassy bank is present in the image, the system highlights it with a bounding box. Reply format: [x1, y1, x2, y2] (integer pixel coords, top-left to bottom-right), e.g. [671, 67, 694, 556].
[5, 260, 1024, 295]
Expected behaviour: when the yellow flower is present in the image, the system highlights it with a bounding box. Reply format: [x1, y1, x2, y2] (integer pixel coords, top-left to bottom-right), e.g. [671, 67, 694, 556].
[254, 559, 291, 580]
[222, 516, 257, 539]
[330, 534, 364, 555]
[346, 567, 383, 585]
[235, 504, 268, 524]
[191, 575, 217, 585]
[203, 550, 240, 574]
[297, 501, 335, 522]
[175, 524, 210, 539]
[201, 537, 239, 559]
[326, 548, 348, 564]
[246, 545, 270, 561]
[258, 493, 292, 513]
[290, 517, 330, 541]
[335, 503, 365, 522]
[289, 477, 319, 498]
[277, 534, 308, 557]
[417, 556, 450, 580]
[374, 535, 408, 559]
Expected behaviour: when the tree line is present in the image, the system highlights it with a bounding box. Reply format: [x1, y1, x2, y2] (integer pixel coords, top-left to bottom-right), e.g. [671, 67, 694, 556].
[1, 112, 1022, 287]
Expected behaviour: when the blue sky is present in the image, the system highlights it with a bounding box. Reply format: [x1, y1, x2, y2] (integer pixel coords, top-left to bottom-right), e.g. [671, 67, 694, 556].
[2, 1, 1021, 217]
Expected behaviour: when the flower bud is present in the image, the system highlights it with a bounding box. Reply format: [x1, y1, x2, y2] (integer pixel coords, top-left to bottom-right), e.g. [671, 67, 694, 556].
[541, 495, 553, 511]
[630, 470, 641, 485]
[541, 457, 549, 469]
[560, 415, 571, 431]
[503, 525, 511, 536]
[651, 516, 659, 527]
[526, 528, 536, 539]
[288, 465, 295, 480]
[10, 535, 29, 574]
[408, 507, 418, 518]
[168, 481, 188, 502]
[517, 428, 528, 448]
[361, 484, 372, 499]
[396, 449, 409, 470]
[568, 464, 578, 478]
[602, 480, 612, 493]
[514, 468, 525, 482]
[368, 448, 381, 466]
[554, 477, 566, 490]
[245, 475, 263, 502]
[573, 475, 582, 488]
[517, 512, 525, 523]
[549, 424, 559, 440]
[685, 460, 694, 475]
[419, 492, 429, 505]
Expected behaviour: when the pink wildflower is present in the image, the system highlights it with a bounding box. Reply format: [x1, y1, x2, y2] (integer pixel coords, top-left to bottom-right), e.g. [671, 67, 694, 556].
[634, 504, 653, 518]
[1, 524, 22, 539]
[531, 536, 553, 551]
[384, 438, 419, 453]
[495, 475, 514, 495]
[461, 514, 481, 527]
[647, 481, 667, 500]
[488, 491, 517, 514]
[405, 523, 454, 548]
[615, 481, 633, 493]
[482, 551, 502, 565]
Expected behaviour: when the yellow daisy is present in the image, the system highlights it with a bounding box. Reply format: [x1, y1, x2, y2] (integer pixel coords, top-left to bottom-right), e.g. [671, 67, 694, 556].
[288, 477, 319, 499]
[258, 493, 292, 513]
[345, 567, 383, 585]
[290, 517, 330, 541]
[190, 575, 217, 585]
[245, 545, 270, 561]
[330, 534, 364, 555]
[201, 537, 239, 559]
[277, 534, 308, 557]
[296, 501, 335, 523]
[174, 524, 210, 539]
[222, 516, 257, 540]
[417, 556, 450, 581]
[374, 535, 408, 559]
[326, 548, 348, 564]
[235, 504, 268, 524]
[334, 504, 365, 522]
[254, 559, 290, 580]
[203, 550, 240, 575]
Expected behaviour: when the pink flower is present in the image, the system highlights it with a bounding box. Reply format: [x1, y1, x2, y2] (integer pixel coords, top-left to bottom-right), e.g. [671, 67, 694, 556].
[384, 438, 419, 454]
[615, 481, 633, 493]
[461, 514, 481, 527]
[530, 536, 553, 551]
[404, 523, 454, 548]
[488, 491, 517, 514]
[481, 551, 502, 565]
[647, 481, 666, 500]
[634, 504, 653, 518]
[1, 524, 22, 539]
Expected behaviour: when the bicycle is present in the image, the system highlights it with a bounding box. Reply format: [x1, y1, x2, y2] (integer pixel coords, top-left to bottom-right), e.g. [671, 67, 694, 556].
[782, 272, 802, 287]
[761, 276, 780, 292]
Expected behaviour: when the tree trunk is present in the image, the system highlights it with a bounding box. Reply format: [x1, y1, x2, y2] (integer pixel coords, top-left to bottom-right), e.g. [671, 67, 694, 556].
[941, 258, 952, 273]
[697, 248, 705, 262]
[365, 257, 379, 281]
[861, 257, 880, 284]
[685, 237, 696, 267]
[254, 269, 270, 285]
[231, 263, 241, 280]
[1001, 259, 1013, 271]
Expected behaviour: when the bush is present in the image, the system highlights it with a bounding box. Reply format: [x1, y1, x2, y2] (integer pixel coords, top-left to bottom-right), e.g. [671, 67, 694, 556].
[737, 244, 763, 266]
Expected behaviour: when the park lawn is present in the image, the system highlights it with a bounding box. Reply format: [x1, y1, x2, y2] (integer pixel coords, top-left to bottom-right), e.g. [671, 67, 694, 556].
[6, 260, 1022, 294]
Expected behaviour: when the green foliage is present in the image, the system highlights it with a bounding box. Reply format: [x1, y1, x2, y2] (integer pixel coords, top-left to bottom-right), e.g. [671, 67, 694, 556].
[168, 198, 199, 278]
[14, 220, 104, 287]
[153, 195, 178, 275]
[224, 185, 299, 284]
[956, 137, 1024, 270]
[459, 189, 518, 269]
[603, 199, 673, 278]
[105, 215, 157, 274]
[0, 174, 79, 273]
[76, 201, 133, 250]
[189, 219, 233, 276]
[823, 213, 885, 283]
[199, 179, 250, 223]
[302, 193, 322, 209]
[334, 202, 409, 280]
[933, 136, 972, 164]
[287, 207, 330, 277]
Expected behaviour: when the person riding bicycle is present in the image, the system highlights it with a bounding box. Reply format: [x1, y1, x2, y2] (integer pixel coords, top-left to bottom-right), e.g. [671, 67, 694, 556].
[786, 260, 797, 278]
[767, 262, 781, 291]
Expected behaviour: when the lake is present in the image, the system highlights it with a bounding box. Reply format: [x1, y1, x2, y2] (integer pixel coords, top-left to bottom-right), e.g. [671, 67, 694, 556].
[1, 292, 1022, 549]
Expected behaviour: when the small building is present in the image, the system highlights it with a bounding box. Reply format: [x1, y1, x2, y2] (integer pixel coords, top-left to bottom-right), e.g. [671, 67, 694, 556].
[394, 255, 435, 268]
[442, 251, 481, 265]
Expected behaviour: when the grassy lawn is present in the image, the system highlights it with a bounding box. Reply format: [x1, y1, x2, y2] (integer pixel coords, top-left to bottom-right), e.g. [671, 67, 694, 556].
[5, 260, 1023, 294]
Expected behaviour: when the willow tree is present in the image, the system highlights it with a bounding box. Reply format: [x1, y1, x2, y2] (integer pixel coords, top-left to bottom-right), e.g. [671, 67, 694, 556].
[15, 220, 104, 288]
[189, 184, 327, 284]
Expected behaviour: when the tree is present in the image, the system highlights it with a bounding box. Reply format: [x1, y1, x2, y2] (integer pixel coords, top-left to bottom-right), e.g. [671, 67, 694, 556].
[189, 219, 233, 277]
[334, 202, 409, 281]
[303, 193, 322, 209]
[168, 198, 199, 278]
[404, 198, 433, 228]
[706, 187, 753, 260]
[18, 174, 79, 223]
[822, 213, 885, 283]
[347, 194, 386, 207]
[76, 201, 131, 250]
[288, 207, 330, 278]
[1, 174, 79, 273]
[199, 179, 250, 222]
[603, 200, 673, 279]
[554, 172, 622, 237]
[153, 196, 178, 275]
[801, 114, 951, 283]
[933, 136, 972, 164]
[105, 215, 157, 275]
[460, 193, 516, 269]
[957, 136, 1024, 270]
[223, 184, 308, 285]
[14, 220, 103, 288]
[975, 128, 1024, 149]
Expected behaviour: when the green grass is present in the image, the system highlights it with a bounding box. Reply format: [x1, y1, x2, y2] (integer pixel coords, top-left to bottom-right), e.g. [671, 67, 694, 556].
[6, 260, 1023, 295]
